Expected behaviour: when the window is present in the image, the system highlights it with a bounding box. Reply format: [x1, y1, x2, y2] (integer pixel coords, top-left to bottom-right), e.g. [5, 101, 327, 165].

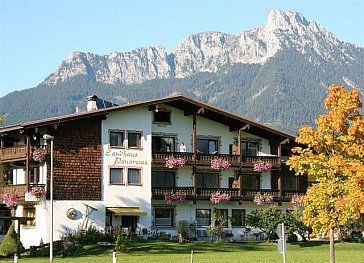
[152, 136, 175, 152]
[196, 172, 219, 188]
[154, 110, 171, 124]
[128, 168, 141, 185]
[110, 168, 124, 184]
[196, 209, 211, 227]
[196, 138, 218, 154]
[152, 171, 175, 187]
[215, 209, 228, 227]
[128, 132, 142, 148]
[241, 141, 259, 156]
[110, 131, 124, 148]
[22, 206, 36, 227]
[231, 209, 245, 227]
[154, 207, 174, 227]
[241, 174, 260, 189]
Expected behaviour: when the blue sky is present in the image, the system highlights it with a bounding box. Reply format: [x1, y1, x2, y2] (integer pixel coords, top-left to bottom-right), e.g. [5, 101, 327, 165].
[0, 0, 363, 97]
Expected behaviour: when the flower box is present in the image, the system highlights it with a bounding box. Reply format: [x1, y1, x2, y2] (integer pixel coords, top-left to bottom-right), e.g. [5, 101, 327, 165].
[290, 195, 304, 206]
[253, 162, 272, 172]
[165, 158, 186, 169]
[165, 193, 186, 203]
[30, 186, 47, 198]
[253, 192, 274, 205]
[3, 193, 19, 208]
[32, 147, 46, 162]
[210, 192, 231, 204]
[211, 159, 231, 170]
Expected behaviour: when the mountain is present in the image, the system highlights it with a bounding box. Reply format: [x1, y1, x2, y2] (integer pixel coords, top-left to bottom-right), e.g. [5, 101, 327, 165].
[1, 9, 363, 134]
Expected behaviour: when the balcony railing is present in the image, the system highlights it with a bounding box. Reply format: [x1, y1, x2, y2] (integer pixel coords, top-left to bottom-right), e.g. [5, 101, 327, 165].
[152, 151, 280, 168]
[196, 188, 240, 198]
[241, 189, 280, 200]
[152, 152, 194, 165]
[0, 145, 27, 162]
[152, 186, 194, 197]
[152, 187, 306, 202]
[0, 184, 28, 197]
[281, 190, 306, 201]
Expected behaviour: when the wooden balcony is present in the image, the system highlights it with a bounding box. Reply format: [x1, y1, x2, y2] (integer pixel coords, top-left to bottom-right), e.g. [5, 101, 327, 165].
[0, 145, 27, 162]
[281, 190, 306, 201]
[241, 189, 280, 201]
[0, 184, 28, 197]
[152, 151, 280, 168]
[152, 187, 306, 203]
[152, 186, 194, 199]
[195, 188, 240, 200]
[152, 152, 195, 165]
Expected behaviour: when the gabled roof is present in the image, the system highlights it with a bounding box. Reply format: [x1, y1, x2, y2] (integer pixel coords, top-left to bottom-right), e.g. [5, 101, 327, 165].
[0, 94, 295, 141]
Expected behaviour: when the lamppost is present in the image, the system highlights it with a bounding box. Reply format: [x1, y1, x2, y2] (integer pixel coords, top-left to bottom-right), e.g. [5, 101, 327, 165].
[43, 134, 54, 262]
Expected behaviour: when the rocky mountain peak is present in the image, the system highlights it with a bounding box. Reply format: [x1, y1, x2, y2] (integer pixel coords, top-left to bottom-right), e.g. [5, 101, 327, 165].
[42, 9, 361, 87]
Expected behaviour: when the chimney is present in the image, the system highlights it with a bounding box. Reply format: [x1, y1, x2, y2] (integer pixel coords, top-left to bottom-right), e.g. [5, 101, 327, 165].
[86, 95, 98, 111]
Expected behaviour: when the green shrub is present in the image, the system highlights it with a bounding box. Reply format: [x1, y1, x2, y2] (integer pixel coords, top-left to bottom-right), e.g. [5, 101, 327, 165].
[0, 225, 21, 256]
[114, 227, 131, 252]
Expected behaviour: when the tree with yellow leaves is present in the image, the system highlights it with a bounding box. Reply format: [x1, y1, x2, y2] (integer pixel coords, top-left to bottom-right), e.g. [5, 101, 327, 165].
[287, 84, 364, 263]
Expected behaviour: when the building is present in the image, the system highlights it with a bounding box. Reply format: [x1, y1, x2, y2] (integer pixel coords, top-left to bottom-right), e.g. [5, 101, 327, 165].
[0, 94, 307, 247]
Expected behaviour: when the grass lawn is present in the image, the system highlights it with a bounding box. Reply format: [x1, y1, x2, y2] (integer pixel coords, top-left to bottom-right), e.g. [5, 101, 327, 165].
[1, 241, 363, 263]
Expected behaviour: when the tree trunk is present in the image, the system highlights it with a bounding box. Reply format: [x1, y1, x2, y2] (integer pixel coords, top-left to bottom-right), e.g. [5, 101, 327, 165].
[329, 228, 335, 263]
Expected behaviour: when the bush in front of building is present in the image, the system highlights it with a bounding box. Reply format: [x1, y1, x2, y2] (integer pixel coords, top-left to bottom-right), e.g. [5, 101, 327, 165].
[114, 227, 131, 253]
[0, 225, 22, 257]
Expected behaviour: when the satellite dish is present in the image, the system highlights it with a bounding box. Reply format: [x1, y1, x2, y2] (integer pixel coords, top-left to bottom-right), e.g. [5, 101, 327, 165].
[66, 208, 77, 220]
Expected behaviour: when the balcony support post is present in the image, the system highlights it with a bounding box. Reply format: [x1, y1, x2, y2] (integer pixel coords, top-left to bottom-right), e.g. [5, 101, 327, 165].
[192, 114, 196, 161]
[25, 136, 29, 188]
[192, 165, 196, 198]
[278, 138, 289, 198]
[238, 124, 250, 164]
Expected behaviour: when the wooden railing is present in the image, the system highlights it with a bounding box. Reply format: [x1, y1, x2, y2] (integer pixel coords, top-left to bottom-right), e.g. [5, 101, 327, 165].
[152, 151, 280, 167]
[151, 187, 307, 202]
[152, 152, 194, 164]
[0, 145, 27, 162]
[281, 190, 306, 200]
[152, 186, 194, 197]
[0, 184, 28, 197]
[196, 188, 240, 197]
[242, 156, 280, 166]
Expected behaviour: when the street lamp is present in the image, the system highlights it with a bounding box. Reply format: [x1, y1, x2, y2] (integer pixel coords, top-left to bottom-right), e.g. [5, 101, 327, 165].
[43, 134, 54, 262]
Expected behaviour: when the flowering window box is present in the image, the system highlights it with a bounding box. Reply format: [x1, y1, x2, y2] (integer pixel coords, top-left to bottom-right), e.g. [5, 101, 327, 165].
[253, 162, 272, 172]
[253, 192, 274, 205]
[290, 195, 304, 206]
[165, 158, 186, 169]
[164, 193, 186, 203]
[211, 159, 231, 170]
[210, 192, 231, 204]
[32, 147, 46, 162]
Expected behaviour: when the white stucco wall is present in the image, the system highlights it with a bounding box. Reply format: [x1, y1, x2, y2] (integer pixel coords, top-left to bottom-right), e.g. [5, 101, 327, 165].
[102, 107, 152, 229]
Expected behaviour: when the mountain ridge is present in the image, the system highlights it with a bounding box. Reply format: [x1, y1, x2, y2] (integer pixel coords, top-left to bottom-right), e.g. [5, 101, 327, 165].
[43, 9, 363, 87]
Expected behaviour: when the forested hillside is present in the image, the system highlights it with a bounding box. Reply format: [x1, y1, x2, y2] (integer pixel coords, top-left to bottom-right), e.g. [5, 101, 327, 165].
[1, 48, 363, 134]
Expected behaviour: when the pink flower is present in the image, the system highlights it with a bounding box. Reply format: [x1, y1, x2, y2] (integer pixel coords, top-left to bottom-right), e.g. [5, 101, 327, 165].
[30, 186, 46, 198]
[32, 147, 46, 162]
[3, 194, 19, 208]
[210, 192, 231, 204]
[253, 192, 274, 205]
[165, 194, 186, 203]
[165, 158, 186, 168]
[211, 159, 231, 170]
[253, 162, 272, 172]
[290, 195, 304, 206]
